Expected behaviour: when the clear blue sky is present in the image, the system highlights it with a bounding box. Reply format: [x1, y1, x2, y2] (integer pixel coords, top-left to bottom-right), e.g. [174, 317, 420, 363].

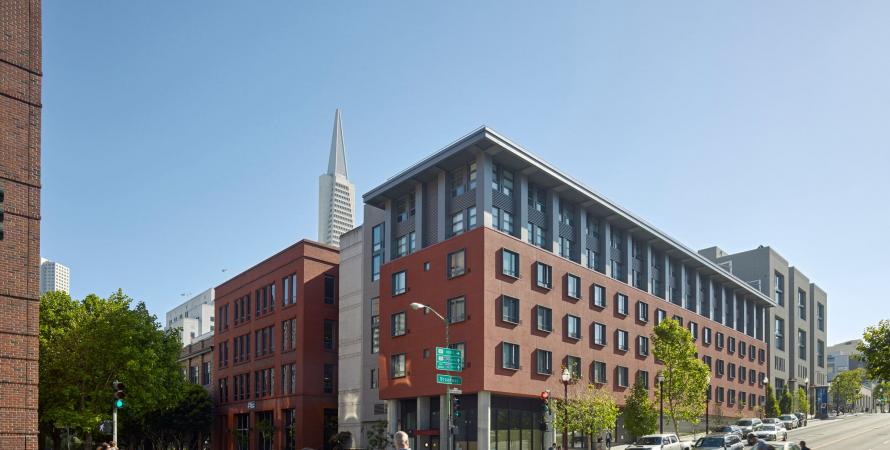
[42, 1, 889, 344]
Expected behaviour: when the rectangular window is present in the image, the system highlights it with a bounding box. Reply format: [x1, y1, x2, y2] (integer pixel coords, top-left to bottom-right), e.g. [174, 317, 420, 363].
[370, 315, 380, 354]
[391, 271, 406, 296]
[447, 297, 466, 324]
[396, 193, 415, 223]
[817, 340, 825, 367]
[586, 249, 599, 270]
[566, 356, 581, 378]
[502, 342, 520, 369]
[637, 370, 649, 389]
[688, 322, 698, 341]
[775, 317, 785, 351]
[739, 342, 747, 358]
[637, 335, 650, 356]
[371, 254, 382, 281]
[775, 272, 785, 306]
[567, 315, 582, 340]
[617, 366, 629, 388]
[536, 306, 553, 332]
[370, 368, 379, 389]
[323, 320, 335, 350]
[496, 209, 514, 234]
[396, 234, 410, 257]
[451, 168, 466, 197]
[656, 309, 667, 325]
[729, 363, 736, 380]
[593, 361, 607, 384]
[559, 236, 573, 258]
[282, 276, 290, 306]
[447, 249, 466, 278]
[617, 329, 629, 351]
[502, 249, 519, 278]
[492, 206, 500, 231]
[593, 284, 606, 308]
[559, 201, 574, 226]
[535, 262, 552, 289]
[536, 349, 552, 375]
[468, 206, 477, 229]
[703, 327, 712, 345]
[372, 224, 384, 252]
[468, 162, 477, 189]
[567, 274, 581, 299]
[391, 312, 406, 337]
[637, 300, 649, 322]
[717, 359, 725, 376]
[451, 212, 464, 236]
[324, 275, 335, 304]
[728, 336, 736, 354]
[716, 332, 725, 349]
[323, 364, 335, 394]
[798, 289, 807, 320]
[501, 296, 520, 324]
[759, 348, 766, 364]
[799, 329, 807, 360]
[703, 355, 712, 370]
[390, 354, 406, 378]
[594, 322, 607, 346]
[617, 293, 629, 316]
[817, 303, 825, 331]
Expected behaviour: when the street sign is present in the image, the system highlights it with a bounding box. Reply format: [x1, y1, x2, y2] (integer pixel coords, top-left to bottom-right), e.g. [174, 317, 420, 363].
[449, 388, 463, 395]
[437, 374, 462, 385]
[98, 420, 113, 434]
[435, 347, 463, 371]
[247, 401, 256, 410]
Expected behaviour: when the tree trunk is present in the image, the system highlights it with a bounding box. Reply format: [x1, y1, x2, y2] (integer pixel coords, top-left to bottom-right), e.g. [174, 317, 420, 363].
[52, 428, 62, 450]
[84, 431, 93, 450]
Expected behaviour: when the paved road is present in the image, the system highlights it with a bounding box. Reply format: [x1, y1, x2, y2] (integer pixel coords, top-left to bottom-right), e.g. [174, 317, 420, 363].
[774, 413, 890, 449]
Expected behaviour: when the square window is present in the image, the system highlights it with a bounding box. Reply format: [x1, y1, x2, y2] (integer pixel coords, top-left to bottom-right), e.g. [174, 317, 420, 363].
[501, 296, 519, 324]
[391, 312, 406, 337]
[502, 249, 520, 278]
[447, 249, 466, 278]
[391, 271, 406, 296]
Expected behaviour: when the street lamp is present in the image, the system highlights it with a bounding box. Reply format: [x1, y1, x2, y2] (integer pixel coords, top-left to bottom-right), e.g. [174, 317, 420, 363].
[657, 372, 665, 434]
[561, 367, 573, 450]
[762, 375, 770, 419]
[705, 376, 712, 433]
[803, 376, 810, 424]
[409, 302, 452, 450]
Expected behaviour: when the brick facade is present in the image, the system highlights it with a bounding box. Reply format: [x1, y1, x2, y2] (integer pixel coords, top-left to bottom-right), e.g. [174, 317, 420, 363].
[0, 0, 41, 448]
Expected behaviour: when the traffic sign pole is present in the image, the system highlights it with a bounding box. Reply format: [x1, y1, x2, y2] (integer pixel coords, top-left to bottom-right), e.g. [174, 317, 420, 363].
[112, 403, 117, 444]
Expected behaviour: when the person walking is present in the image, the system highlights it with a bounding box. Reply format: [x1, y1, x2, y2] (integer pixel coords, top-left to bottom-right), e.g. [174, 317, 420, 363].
[800, 441, 811, 450]
[548, 442, 555, 450]
[745, 434, 771, 450]
[605, 430, 612, 449]
[395, 431, 412, 450]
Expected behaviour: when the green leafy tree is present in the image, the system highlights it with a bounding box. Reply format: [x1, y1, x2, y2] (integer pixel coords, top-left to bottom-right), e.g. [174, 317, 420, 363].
[830, 368, 865, 412]
[39, 290, 185, 448]
[552, 384, 619, 449]
[764, 385, 781, 418]
[859, 320, 890, 382]
[366, 421, 392, 450]
[652, 318, 711, 435]
[796, 387, 810, 415]
[874, 381, 890, 413]
[623, 380, 658, 439]
[779, 387, 793, 414]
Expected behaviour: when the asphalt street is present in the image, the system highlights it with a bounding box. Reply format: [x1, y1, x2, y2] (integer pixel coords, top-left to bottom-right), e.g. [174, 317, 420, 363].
[769, 413, 890, 449]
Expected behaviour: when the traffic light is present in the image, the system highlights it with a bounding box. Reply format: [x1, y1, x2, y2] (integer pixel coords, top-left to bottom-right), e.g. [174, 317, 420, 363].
[113, 381, 126, 408]
[541, 390, 551, 415]
[452, 395, 461, 418]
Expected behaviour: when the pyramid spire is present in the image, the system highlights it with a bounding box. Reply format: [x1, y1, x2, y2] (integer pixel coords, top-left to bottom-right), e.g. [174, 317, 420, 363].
[327, 109, 348, 177]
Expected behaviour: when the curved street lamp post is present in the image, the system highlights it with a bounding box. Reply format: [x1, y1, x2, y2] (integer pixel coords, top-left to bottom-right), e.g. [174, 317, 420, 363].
[410, 302, 452, 450]
[657, 372, 665, 434]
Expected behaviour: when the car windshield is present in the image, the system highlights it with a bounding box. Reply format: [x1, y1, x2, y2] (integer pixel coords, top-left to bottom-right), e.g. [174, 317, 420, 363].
[780, 415, 795, 420]
[636, 437, 664, 445]
[737, 420, 753, 426]
[716, 426, 733, 431]
[761, 425, 777, 431]
[696, 437, 725, 446]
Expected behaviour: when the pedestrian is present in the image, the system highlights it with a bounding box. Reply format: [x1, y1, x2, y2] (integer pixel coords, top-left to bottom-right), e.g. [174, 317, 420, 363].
[745, 434, 771, 450]
[548, 442, 555, 450]
[605, 430, 612, 449]
[800, 441, 811, 450]
[395, 431, 412, 450]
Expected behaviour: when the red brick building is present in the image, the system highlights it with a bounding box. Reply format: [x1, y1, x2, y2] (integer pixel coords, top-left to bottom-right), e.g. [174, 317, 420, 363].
[213, 240, 339, 450]
[357, 127, 775, 449]
[0, 0, 42, 448]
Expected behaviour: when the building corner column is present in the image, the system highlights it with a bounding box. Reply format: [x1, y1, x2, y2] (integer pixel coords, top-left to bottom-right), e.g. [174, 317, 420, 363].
[477, 391, 492, 450]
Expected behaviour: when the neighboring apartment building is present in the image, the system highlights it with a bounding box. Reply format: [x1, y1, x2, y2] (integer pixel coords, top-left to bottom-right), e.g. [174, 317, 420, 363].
[180, 333, 214, 390]
[344, 127, 775, 450]
[40, 257, 71, 295]
[827, 339, 865, 382]
[0, 0, 42, 447]
[167, 288, 216, 346]
[699, 246, 828, 401]
[213, 240, 340, 450]
[318, 109, 356, 247]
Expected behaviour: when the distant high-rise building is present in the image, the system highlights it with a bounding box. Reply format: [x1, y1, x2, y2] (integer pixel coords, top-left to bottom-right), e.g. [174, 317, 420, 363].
[318, 109, 356, 247]
[40, 258, 70, 295]
[165, 288, 215, 346]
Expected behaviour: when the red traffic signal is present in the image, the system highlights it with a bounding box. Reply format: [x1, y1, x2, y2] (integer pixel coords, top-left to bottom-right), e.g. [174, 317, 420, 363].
[540, 390, 550, 401]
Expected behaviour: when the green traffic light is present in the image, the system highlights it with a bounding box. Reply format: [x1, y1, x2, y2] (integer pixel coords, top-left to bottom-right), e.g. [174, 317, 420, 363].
[115, 399, 125, 408]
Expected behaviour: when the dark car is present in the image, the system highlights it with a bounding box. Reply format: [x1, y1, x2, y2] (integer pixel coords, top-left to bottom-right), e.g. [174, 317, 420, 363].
[711, 425, 743, 437]
[794, 412, 807, 427]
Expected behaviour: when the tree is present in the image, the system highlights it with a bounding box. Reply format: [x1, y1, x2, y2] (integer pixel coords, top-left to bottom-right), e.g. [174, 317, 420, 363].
[874, 381, 890, 413]
[366, 421, 392, 450]
[779, 387, 793, 414]
[652, 318, 711, 435]
[39, 290, 185, 448]
[859, 320, 890, 382]
[552, 384, 619, 449]
[830, 368, 865, 413]
[623, 380, 658, 440]
[796, 387, 810, 415]
[764, 385, 781, 418]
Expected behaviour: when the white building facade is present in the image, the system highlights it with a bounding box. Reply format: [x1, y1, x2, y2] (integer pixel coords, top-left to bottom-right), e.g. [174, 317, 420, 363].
[318, 109, 356, 247]
[39, 258, 70, 295]
[165, 288, 215, 346]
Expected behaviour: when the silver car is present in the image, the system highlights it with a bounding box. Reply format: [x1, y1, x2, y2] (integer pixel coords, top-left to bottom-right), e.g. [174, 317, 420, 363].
[693, 434, 743, 450]
[779, 414, 798, 429]
[753, 424, 787, 442]
[734, 418, 763, 437]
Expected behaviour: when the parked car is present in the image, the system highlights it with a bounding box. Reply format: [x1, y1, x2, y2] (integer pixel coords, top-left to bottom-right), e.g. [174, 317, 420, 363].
[763, 442, 802, 450]
[753, 424, 788, 441]
[762, 418, 781, 425]
[692, 433, 744, 449]
[711, 425, 743, 437]
[626, 433, 690, 450]
[734, 418, 763, 437]
[779, 414, 799, 429]
[794, 412, 808, 426]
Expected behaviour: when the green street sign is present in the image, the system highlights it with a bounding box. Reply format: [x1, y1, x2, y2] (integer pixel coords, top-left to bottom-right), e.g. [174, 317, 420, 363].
[435, 347, 463, 371]
[436, 374, 462, 385]
[436, 347, 461, 357]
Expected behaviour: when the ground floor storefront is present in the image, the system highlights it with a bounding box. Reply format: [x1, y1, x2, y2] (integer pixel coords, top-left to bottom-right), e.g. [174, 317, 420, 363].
[214, 399, 337, 450]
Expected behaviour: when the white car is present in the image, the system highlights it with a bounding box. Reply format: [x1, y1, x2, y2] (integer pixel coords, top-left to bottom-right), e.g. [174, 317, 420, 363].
[778, 414, 799, 429]
[753, 424, 788, 441]
[626, 433, 690, 450]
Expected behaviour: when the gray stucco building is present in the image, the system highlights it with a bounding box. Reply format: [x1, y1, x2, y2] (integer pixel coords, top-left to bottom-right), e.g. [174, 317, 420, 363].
[700, 245, 828, 405]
